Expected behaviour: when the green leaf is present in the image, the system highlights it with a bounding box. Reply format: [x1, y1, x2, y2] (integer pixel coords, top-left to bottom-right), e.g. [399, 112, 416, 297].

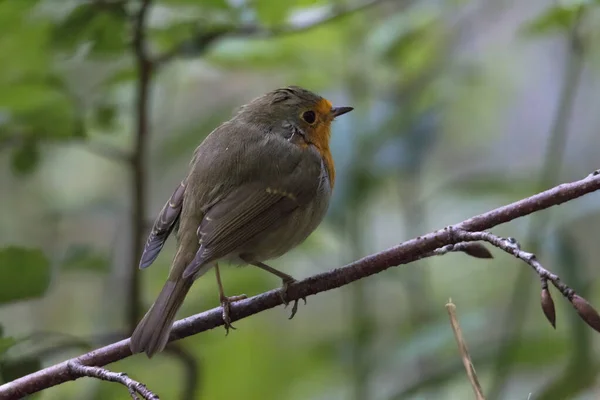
[0, 81, 77, 141]
[150, 22, 197, 54]
[255, 0, 291, 26]
[209, 21, 345, 71]
[0, 1, 51, 83]
[52, 4, 126, 55]
[254, 0, 329, 27]
[21, 105, 77, 141]
[0, 83, 57, 112]
[161, 0, 229, 6]
[53, 6, 103, 44]
[523, 1, 590, 35]
[10, 139, 40, 175]
[61, 244, 109, 272]
[0, 1, 40, 28]
[91, 103, 117, 131]
[0, 247, 51, 305]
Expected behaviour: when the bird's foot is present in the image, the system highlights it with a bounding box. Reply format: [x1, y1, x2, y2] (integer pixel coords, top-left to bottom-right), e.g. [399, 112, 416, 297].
[279, 277, 306, 320]
[220, 294, 247, 335]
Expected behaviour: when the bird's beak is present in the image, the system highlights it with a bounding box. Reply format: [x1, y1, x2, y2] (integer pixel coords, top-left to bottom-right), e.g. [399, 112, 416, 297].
[331, 106, 354, 118]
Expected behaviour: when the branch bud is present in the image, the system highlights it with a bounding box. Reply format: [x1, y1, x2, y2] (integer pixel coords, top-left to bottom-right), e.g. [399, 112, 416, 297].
[460, 243, 493, 259]
[571, 295, 600, 333]
[541, 288, 556, 329]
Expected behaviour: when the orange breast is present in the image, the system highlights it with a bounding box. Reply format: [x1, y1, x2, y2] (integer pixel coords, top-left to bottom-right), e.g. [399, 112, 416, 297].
[304, 98, 336, 187]
[310, 124, 335, 188]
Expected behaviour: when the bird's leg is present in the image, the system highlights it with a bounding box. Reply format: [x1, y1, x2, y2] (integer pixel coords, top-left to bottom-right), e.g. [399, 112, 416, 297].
[215, 263, 247, 335]
[250, 261, 306, 319]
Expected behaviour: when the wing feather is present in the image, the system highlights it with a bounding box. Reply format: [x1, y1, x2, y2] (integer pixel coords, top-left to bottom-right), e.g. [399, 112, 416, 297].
[139, 180, 186, 269]
[182, 184, 300, 279]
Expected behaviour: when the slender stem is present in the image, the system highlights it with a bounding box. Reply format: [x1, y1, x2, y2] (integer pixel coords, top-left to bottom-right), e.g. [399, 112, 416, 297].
[446, 300, 486, 400]
[128, 0, 153, 334]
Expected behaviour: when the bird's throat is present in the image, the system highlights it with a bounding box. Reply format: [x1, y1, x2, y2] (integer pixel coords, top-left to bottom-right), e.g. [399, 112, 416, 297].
[310, 126, 335, 188]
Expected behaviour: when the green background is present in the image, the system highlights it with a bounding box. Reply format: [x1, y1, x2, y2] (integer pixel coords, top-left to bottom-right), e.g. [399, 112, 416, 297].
[1, 0, 600, 399]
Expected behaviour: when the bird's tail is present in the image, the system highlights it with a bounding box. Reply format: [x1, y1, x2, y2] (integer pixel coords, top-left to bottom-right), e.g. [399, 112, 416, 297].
[130, 277, 193, 357]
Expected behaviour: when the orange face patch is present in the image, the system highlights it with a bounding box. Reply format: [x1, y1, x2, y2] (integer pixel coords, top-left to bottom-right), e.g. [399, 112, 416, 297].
[315, 98, 333, 121]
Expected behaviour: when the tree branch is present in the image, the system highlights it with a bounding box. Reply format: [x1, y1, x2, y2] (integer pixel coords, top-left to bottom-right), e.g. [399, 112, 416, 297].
[1, 170, 599, 399]
[154, 0, 392, 66]
[67, 361, 159, 400]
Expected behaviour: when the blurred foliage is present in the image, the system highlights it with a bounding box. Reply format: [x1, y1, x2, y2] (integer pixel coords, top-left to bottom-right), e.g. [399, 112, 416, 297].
[1, 0, 600, 399]
[524, 0, 592, 35]
[61, 243, 110, 272]
[0, 247, 50, 304]
[0, 245, 48, 385]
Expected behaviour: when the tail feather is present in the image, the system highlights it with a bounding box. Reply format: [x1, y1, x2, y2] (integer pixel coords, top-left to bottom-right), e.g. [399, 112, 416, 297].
[130, 278, 193, 357]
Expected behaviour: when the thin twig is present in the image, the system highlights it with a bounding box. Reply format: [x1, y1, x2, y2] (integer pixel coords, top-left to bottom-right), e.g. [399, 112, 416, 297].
[154, 0, 392, 66]
[451, 229, 600, 333]
[127, 0, 153, 334]
[452, 231, 573, 299]
[445, 300, 486, 400]
[0, 171, 599, 399]
[67, 361, 159, 400]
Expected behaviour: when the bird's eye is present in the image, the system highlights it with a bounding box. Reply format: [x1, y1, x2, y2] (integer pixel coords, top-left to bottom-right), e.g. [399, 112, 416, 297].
[302, 110, 316, 124]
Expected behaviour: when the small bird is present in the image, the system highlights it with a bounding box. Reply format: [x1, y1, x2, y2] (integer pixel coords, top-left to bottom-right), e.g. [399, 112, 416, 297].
[129, 86, 353, 357]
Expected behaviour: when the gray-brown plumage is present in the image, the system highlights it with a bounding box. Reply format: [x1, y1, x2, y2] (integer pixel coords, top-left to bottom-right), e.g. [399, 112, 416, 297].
[130, 86, 352, 357]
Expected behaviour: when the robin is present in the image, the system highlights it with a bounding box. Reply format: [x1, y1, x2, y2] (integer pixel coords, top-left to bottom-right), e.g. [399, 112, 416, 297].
[129, 86, 353, 357]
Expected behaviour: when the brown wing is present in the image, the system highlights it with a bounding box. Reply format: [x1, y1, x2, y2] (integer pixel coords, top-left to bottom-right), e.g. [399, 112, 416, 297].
[182, 183, 302, 279]
[139, 180, 187, 269]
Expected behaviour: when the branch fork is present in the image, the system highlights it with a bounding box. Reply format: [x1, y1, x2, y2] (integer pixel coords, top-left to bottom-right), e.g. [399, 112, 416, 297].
[448, 228, 600, 333]
[67, 361, 159, 400]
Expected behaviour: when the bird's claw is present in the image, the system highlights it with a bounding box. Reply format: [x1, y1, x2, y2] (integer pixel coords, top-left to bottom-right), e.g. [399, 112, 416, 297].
[278, 278, 306, 320]
[220, 294, 247, 335]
